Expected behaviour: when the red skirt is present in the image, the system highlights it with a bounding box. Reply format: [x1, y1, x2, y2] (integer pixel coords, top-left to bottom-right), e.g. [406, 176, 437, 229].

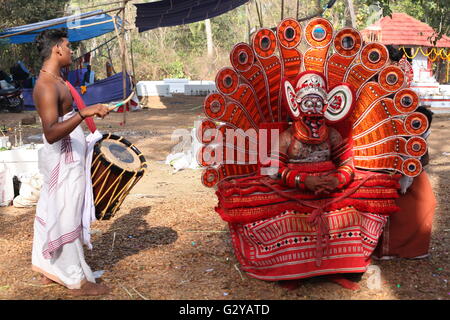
[215, 161, 400, 281]
[229, 207, 387, 281]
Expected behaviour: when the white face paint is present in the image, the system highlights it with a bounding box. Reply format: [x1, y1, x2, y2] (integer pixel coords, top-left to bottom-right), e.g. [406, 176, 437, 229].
[300, 94, 326, 115]
[284, 81, 300, 119]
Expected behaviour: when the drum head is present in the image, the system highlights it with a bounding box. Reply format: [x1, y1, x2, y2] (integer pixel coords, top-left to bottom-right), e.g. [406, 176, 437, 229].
[99, 138, 142, 172]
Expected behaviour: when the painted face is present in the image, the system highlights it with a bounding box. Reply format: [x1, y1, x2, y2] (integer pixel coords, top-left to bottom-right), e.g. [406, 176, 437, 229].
[57, 38, 73, 66]
[299, 94, 326, 117]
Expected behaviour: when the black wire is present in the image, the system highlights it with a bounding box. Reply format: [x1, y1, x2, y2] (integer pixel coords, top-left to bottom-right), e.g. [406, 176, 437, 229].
[326, 0, 338, 9]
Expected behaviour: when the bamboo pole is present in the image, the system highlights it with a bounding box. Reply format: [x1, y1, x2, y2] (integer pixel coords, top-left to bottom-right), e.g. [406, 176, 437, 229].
[121, 1, 127, 125]
[112, 10, 128, 116]
[0, 7, 124, 39]
[128, 32, 136, 82]
[105, 41, 117, 74]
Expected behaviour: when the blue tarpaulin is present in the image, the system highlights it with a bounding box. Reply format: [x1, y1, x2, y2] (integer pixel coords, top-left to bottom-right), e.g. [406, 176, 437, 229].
[23, 72, 131, 109]
[134, 0, 249, 32]
[0, 10, 121, 44]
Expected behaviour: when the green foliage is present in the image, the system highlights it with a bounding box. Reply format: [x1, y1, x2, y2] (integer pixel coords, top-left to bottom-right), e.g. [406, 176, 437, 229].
[1, 0, 447, 82]
[0, 0, 70, 74]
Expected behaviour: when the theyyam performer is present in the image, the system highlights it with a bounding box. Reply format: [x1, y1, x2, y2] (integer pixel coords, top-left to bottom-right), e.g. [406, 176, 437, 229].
[31, 28, 110, 295]
[198, 17, 431, 289]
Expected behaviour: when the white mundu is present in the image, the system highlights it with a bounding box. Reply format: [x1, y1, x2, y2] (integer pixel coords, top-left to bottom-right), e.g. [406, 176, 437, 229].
[32, 110, 96, 289]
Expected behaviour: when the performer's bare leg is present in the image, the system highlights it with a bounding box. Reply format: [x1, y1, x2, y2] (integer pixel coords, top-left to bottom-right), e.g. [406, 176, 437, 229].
[71, 282, 110, 296]
[39, 275, 56, 285]
[327, 275, 360, 290]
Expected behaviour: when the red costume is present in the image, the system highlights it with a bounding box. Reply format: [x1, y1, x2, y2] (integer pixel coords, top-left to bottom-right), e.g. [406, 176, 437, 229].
[197, 18, 430, 283]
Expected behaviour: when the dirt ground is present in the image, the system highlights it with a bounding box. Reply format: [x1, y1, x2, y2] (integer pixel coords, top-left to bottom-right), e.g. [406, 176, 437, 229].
[0, 95, 448, 300]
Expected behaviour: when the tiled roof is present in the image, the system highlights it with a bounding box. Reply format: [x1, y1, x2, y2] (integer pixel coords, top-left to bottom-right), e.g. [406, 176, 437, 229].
[360, 12, 450, 48]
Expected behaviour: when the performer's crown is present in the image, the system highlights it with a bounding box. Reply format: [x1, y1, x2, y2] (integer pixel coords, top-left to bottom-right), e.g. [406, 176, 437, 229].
[295, 72, 327, 100]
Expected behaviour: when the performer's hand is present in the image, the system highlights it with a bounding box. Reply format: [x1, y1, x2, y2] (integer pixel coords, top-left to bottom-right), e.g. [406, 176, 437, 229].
[304, 175, 326, 192]
[81, 104, 110, 119]
[314, 176, 339, 195]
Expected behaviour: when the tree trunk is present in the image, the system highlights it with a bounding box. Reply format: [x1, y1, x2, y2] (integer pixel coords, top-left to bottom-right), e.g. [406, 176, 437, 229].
[246, 3, 251, 43]
[205, 18, 214, 60]
[315, 0, 321, 11]
[346, 0, 357, 28]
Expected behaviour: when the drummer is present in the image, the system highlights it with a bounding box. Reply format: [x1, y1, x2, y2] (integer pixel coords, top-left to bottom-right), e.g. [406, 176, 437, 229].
[31, 28, 110, 296]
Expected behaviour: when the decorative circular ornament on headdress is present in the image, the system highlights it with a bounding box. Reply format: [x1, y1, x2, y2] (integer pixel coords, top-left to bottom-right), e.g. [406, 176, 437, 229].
[394, 89, 419, 113]
[404, 112, 428, 135]
[201, 167, 220, 187]
[196, 119, 218, 144]
[204, 93, 226, 119]
[231, 43, 254, 72]
[402, 158, 422, 177]
[325, 84, 355, 123]
[253, 28, 277, 58]
[333, 28, 362, 57]
[360, 43, 389, 70]
[277, 18, 302, 48]
[216, 68, 239, 95]
[406, 136, 427, 157]
[197, 144, 221, 167]
[305, 18, 333, 47]
[379, 66, 406, 92]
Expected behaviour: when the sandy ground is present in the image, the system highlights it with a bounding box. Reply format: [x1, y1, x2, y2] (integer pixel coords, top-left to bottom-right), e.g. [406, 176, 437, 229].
[0, 96, 448, 300]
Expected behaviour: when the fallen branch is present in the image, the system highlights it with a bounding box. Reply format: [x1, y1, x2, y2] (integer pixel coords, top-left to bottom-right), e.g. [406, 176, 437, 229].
[234, 264, 246, 281]
[110, 232, 117, 254]
[132, 287, 149, 300]
[119, 284, 134, 299]
[24, 283, 57, 288]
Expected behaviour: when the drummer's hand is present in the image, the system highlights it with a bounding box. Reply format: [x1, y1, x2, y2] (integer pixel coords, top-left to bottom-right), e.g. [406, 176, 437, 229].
[81, 104, 110, 119]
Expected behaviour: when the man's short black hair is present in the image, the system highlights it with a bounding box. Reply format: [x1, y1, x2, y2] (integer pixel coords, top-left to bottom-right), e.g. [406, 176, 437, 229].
[35, 28, 68, 62]
[416, 105, 434, 128]
[386, 45, 404, 62]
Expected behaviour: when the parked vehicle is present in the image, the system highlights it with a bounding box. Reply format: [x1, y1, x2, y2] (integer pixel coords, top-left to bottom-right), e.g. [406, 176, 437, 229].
[0, 87, 24, 113]
[0, 69, 24, 113]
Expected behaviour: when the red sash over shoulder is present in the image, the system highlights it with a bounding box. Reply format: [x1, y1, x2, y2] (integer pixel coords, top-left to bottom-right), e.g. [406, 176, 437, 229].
[65, 81, 97, 133]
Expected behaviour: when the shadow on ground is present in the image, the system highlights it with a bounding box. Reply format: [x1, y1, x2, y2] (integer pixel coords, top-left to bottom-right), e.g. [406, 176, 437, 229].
[86, 206, 178, 270]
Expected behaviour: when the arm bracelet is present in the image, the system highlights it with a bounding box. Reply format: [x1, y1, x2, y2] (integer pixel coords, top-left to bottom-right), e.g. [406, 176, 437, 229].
[78, 110, 86, 120]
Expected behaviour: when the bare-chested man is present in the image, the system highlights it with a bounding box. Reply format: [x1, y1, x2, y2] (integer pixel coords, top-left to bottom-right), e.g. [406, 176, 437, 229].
[31, 28, 109, 296]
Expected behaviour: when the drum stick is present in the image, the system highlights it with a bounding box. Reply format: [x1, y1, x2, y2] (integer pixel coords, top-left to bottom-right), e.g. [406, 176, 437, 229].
[108, 92, 135, 111]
